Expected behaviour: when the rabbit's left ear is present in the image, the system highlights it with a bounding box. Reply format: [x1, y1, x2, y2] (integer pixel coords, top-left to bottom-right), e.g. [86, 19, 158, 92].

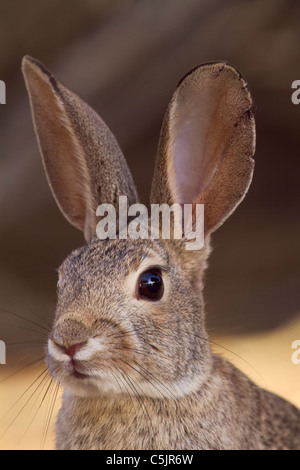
[150, 62, 255, 237]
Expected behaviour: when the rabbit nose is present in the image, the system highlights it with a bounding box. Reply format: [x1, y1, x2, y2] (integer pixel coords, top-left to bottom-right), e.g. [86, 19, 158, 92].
[53, 339, 87, 358]
[63, 341, 86, 358]
[51, 316, 91, 356]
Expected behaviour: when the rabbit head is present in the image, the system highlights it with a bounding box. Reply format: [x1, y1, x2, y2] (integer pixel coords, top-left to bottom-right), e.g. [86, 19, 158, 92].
[22, 57, 255, 400]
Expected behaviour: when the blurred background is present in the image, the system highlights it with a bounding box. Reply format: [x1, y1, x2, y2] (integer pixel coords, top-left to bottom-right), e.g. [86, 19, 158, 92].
[0, 0, 300, 449]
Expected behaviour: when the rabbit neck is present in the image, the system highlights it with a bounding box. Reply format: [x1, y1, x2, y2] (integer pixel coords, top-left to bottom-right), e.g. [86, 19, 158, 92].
[54, 354, 258, 449]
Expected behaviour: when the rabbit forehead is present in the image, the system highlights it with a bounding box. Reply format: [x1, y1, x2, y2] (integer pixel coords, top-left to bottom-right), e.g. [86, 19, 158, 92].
[58, 236, 171, 289]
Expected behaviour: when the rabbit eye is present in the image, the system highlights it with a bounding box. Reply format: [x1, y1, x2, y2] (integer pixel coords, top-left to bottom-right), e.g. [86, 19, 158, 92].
[138, 270, 164, 301]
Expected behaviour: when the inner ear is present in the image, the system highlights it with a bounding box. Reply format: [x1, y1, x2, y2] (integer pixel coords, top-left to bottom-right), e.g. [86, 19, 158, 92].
[162, 63, 255, 235]
[170, 86, 226, 204]
[169, 65, 252, 205]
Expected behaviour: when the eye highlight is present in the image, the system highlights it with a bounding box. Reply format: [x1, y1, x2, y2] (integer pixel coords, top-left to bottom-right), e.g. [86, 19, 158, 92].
[138, 269, 164, 301]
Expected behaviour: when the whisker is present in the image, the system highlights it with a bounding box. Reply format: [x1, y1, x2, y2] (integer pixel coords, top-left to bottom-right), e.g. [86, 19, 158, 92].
[23, 304, 53, 331]
[0, 307, 50, 333]
[121, 358, 187, 416]
[178, 328, 266, 385]
[41, 379, 60, 449]
[121, 358, 165, 399]
[113, 372, 140, 416]
[0, 356, 46, 384]
[13, 371, 53, 449]
[7, 340, 46, 347]
[125, 323, 264, 387]
[131, 359, 186, 409]
[120, 372, 151, 420]
[10, 324, 49, 339]
[0, 367, 49, 441]
[108, 345, 146, 356]
[120, 372, 156, 445]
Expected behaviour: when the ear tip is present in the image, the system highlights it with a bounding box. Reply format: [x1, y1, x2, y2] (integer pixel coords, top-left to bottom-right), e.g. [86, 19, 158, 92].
[176, 61, 226, 87]
[22, 55, 40, 73]
[22, 54, 33, 66]
[22, 55, 51, 79]
[22, 55, 60, 94]
[176, 61, 250, 94]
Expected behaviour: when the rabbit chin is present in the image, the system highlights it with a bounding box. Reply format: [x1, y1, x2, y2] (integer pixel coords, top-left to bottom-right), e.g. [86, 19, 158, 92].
[60, 374, 125, 398]
[57, 367, 209, 400]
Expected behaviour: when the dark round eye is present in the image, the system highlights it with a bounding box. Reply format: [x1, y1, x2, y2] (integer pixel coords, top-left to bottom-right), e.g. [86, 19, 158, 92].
[138, 270, 164, 301]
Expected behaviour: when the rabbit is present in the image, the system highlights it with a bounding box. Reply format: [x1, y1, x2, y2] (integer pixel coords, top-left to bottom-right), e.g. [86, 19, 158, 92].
[22, 55, 300, 450]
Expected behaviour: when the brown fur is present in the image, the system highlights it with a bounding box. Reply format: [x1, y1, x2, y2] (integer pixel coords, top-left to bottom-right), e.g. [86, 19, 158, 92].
[22, 56, 300, 450]
[22, 56, 138, 241]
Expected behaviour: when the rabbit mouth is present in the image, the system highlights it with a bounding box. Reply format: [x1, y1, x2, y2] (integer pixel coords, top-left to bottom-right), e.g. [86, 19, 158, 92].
[49, 359, 111, 396]
[68, 359, 90, 380]
[47, 338, 97, 384]
[48, 355, 92, 383]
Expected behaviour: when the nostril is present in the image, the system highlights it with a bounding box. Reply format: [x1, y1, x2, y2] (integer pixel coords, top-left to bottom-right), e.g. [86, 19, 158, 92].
[53, 340, 87, 358]
[64, 342, 86, 358]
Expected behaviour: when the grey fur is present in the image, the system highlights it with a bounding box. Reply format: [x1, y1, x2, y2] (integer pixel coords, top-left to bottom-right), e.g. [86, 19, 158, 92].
[22, 56, 300, 450]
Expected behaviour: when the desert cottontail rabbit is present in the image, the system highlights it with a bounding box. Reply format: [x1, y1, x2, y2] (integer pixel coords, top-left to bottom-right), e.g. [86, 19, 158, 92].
[22, 56, 300, 450]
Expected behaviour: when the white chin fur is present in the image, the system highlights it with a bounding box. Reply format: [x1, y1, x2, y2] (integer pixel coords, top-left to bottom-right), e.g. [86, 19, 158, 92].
[60, 369, 208, 400]
[62, 375, 122, 397]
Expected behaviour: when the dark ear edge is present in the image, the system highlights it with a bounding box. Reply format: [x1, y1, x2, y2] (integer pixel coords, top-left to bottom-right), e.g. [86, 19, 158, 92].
[22, 55, 139, 242]
[150, 61, 256, 239]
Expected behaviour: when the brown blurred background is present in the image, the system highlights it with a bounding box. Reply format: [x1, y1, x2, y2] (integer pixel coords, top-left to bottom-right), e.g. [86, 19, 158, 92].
[0, 0, 300, 449]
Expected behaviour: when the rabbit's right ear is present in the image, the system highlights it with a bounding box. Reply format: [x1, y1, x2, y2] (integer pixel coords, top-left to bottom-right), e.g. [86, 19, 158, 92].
[150, 62, 255, 238]
[22, 56, 138, 242]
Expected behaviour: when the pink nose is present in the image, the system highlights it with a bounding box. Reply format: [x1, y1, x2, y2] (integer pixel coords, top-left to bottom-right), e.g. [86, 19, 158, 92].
[63, 341, 86, 358]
